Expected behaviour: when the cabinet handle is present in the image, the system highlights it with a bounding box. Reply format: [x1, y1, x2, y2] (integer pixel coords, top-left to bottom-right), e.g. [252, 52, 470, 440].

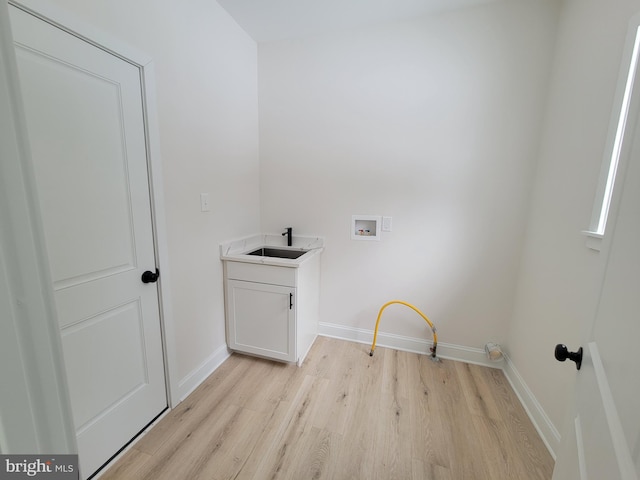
[290, 292, 293, 310]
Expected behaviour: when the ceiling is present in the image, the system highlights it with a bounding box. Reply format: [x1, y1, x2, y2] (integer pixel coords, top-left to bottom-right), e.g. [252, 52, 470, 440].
[216, 0, 498, 43]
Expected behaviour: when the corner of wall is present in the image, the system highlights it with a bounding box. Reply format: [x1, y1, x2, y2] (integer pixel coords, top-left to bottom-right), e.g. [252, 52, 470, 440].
[176, 343, 231, 402]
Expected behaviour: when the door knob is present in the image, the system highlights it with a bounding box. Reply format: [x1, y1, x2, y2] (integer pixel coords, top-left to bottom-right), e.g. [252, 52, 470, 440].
[141, 268, 160, 283]
[554, 344, 583, 370]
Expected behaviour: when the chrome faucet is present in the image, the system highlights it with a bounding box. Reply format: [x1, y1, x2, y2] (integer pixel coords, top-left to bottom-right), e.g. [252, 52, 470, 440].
[282, 227, 292, 246]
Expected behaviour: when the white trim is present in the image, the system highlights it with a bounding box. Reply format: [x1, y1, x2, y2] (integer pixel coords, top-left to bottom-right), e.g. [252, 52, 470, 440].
[139, 60, 180, 408]
[9, 0, 180, 409]
[177, 344, 231, 402]
[574, 415, 588, 480]
[588, 14, 640, 237]
[318, 321, 500, 368]
[582, 230, 603, 252]
[589, 342, 638, 480]
[9, 0, 152, 66]
[503, 352, 560, 459]
[596, 25, 640, 234]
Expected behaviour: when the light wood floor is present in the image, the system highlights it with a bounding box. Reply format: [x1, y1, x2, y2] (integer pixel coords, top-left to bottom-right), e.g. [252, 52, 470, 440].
[100, 337, 554, 480]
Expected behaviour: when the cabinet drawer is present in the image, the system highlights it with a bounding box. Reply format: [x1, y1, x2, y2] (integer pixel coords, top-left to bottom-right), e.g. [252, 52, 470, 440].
[226, 261, 296, 287]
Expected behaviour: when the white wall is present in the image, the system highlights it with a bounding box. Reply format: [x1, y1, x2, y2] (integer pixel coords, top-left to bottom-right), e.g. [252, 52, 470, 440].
[21, 0, 261, 396]
[258, 1, 558, 352]
[12, 0, 637, 462]
[507, 0, 640, 451]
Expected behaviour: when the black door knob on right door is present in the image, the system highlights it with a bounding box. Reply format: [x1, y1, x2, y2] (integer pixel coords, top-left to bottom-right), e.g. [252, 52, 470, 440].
[554, 344, 583, 370]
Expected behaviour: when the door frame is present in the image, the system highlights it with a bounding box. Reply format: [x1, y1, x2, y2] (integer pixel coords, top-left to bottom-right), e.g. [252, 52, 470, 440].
[8, 0, 181, 409]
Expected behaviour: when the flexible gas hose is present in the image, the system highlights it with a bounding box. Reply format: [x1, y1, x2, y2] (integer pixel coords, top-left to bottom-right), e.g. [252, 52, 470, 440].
[369, 300, 438, 360]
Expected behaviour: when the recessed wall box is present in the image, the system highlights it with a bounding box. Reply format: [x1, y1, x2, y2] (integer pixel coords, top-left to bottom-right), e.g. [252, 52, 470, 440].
[351, 215, 381, 241]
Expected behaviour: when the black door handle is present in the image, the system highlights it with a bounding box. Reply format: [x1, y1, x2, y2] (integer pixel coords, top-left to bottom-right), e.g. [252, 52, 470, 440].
[141, 268, 160, 284]
[555, 344, 583, 370]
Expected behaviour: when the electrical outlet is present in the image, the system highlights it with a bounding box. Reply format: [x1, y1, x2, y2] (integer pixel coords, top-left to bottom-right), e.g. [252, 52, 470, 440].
[382, 216, 392, 232]
[200, 193, 210, 212]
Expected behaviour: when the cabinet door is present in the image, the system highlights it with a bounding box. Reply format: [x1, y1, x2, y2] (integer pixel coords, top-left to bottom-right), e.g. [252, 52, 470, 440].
[227, 280, 296, 362]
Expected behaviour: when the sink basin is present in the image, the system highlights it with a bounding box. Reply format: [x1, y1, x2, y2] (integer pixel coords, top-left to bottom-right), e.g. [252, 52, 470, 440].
[247, 247, 308, 259]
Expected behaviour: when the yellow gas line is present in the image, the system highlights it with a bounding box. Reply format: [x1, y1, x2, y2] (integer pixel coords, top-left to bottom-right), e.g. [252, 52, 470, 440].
[369, 300, 438, 360]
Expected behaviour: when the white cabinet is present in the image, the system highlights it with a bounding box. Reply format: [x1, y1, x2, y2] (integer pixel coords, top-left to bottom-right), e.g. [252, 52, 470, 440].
[226, 280, 295, 362]
[223, 253, 321, 365]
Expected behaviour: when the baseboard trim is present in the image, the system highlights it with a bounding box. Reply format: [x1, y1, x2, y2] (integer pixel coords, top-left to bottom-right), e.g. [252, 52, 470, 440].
[318, 321, 501, 368]
[177, 343, 231, 402]
[319, 321, 559, 459]
[502, 353, 560, 459]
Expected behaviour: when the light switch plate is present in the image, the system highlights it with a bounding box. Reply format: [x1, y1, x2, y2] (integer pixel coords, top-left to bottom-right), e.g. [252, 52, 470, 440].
[200, 193, 210, 212]
[382, 216, 392, 232]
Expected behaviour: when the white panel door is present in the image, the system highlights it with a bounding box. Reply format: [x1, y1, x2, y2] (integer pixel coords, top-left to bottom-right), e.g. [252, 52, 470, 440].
[551, 69, 640, 480]
[9, 6, 167, 478]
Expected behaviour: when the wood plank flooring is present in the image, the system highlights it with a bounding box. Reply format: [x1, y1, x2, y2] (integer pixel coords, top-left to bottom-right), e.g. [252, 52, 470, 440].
[99, 337, 554, 480]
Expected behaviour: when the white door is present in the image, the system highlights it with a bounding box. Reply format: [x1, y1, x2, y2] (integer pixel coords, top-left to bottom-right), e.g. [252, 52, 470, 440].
[227, 280, 296, 362]
[551, 76, 640, 480]
[9, 6, 167, 478]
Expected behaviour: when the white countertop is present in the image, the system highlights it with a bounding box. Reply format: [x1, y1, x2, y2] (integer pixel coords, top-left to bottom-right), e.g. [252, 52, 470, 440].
[220, 234, 324, 267]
